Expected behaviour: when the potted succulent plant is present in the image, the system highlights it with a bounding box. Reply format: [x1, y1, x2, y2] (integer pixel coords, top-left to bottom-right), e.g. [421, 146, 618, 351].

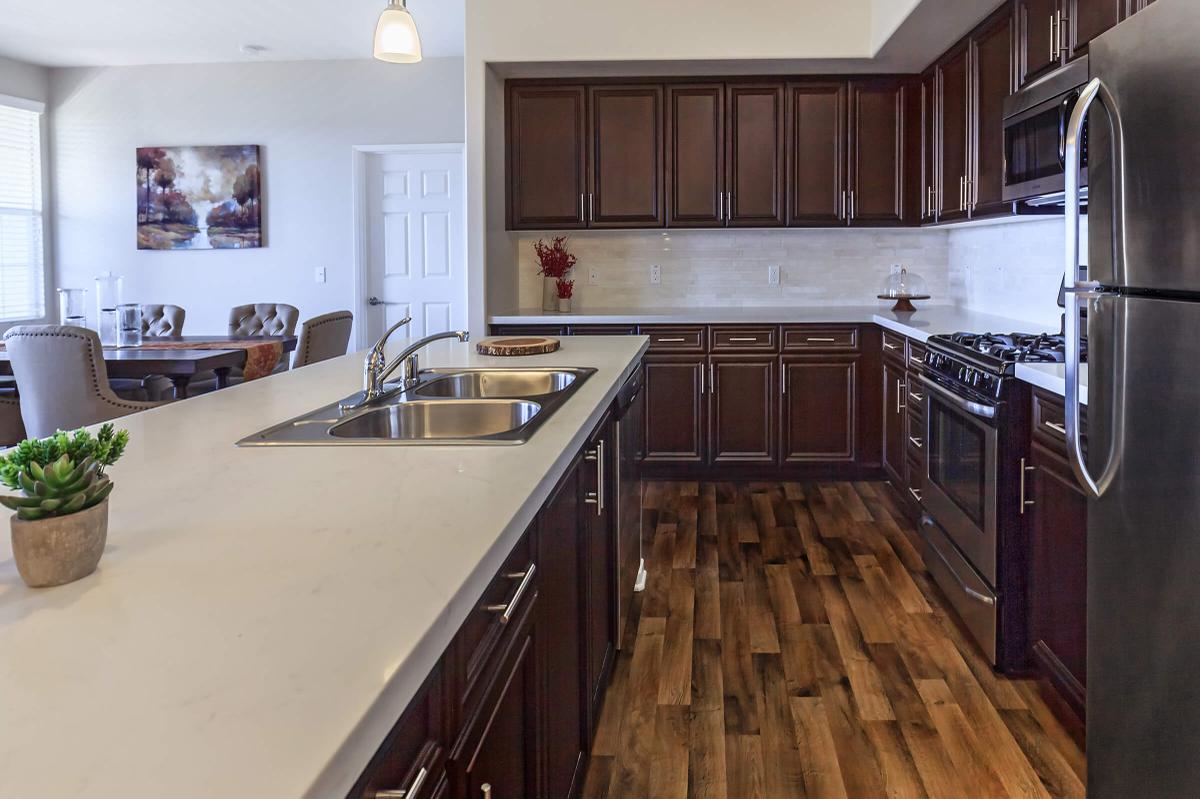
[1, 424, 128, 588]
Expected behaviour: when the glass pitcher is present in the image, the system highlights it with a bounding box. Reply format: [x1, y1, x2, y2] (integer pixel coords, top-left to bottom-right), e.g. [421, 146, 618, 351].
[94, 273, 123, 346]
[57, 288, 87, 327]
[117, 304, 143, 348]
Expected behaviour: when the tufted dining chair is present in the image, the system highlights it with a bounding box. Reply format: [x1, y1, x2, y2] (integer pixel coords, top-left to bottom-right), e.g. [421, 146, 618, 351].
[229, 303, 299, 337]
[4, 325, 170, 440]
[292, 311, 353, 369]
[140, 304, 186, 337]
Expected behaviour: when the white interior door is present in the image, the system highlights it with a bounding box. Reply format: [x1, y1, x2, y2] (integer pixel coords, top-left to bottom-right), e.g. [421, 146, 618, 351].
[364, 148, 466, 343]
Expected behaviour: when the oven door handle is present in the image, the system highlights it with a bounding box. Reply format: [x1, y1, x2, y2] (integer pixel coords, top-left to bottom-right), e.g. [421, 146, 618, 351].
[920, 516, 997, 607]
[917, 375, 996, 420]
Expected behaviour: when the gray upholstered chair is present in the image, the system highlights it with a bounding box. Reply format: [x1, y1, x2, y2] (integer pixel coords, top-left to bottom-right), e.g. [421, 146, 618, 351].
[140, 304, 186, 337]
[229, 303, 299, 337]
[4, 325, 169, 439]
[292, 311, 353, 369]
[0, 395, 26, 447]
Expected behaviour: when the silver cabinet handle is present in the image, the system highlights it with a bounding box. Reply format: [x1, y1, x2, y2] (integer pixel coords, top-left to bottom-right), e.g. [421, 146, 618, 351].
[1019, 457, 1036, 515]
[908, 436, 923, 449]
[375, 766, 427, 799]
[1043, 420, 1067, 435]
[849, 190, 856, 220]
[588, 193, 595, 223]
[1050, 14, 1058, 61]
[481, 784, 492, 799]
[580, 193, 586, 221]
[698, 362, 705, 395]
[882, 342, 899, 351]
[897, 379, 906, 413]
[483, 564, 536, 624]
[709, 363, 715, 392]
[1058, 11, 1069, 55]
[909, 355, 923, 364]
[908, 391, 924, 402]
[593, 439, 605, 516]
[926, 186, 936, 217]
[841, 190, 847, 220]
[729, 337, 760, 342]
[908, 487, 922, 502]
[781, 366, 788, 395]
[807, 337, 837, 343]
[920, 516, 996, 607]
[726, 192, 732, 222]
[655, 337, 686, 343]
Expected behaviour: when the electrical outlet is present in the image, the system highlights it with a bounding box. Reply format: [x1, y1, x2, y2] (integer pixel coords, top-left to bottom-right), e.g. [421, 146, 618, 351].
[649, 264, 662, 285]
[589, 267, 600, 285]
[314, 267, 327, 284]
[768, 265, 781, 286]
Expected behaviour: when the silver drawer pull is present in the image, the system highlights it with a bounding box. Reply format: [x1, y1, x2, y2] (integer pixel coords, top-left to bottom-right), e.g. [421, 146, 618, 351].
[728, 337, 761, 342]
[908, 436, 924, 449]
[908, 487, 922, 502]
[883, 342, 899, 350]
[483, 564, 536, 624]
[481, 784, 492, 799]
[909, 355, 923, 364]
[1043, 421, 1067, 435]
[908, 391, 924, 402]
[375, 766, 427, 799]
[806, 337, 837, 343]
[655, 337, 687, 343]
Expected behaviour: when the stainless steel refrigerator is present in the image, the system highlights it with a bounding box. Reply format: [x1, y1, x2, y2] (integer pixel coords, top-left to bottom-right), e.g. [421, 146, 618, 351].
[1064, 1, 1200, 795]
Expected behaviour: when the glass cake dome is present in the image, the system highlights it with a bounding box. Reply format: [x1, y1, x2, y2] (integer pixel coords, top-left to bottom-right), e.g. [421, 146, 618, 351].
[878, 267, 930, 312]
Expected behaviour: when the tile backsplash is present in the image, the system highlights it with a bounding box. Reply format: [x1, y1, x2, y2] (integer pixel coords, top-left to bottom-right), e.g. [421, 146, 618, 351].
[511, 218, 1072, 325]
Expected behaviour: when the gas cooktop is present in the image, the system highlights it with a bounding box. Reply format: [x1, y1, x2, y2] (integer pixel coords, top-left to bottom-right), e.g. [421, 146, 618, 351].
[928, 331, 1084, 372]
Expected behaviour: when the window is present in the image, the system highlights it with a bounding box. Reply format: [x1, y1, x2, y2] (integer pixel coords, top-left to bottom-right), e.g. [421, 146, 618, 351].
[0, 95, 46, 322]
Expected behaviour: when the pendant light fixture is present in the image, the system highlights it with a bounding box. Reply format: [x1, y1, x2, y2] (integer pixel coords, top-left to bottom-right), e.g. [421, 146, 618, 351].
[373, 0, 423, 63]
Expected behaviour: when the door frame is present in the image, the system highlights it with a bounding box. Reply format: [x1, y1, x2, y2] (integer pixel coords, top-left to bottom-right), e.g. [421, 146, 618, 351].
[351, 142, 467, 350]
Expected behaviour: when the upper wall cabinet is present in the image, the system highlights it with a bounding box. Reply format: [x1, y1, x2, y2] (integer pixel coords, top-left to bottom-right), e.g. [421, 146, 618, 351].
[919, 69, 938, 223]
[972, 8, 1016, 217]
[726, 83, 788, 227]
[587, 86, 665, 228]
[507, 85, 588, 230]
[667, 84, 725, 227]
[936, 41, 971, 223]
[787, 81, 846, 226]
[848, 78, 918, 227]
[1066, 0, 1124, 60]
[1017, 0, 1125, 89]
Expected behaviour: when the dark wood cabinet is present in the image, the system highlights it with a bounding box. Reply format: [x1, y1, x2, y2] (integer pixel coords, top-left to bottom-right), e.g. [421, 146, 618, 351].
[971, 9, 1016, 217]
[848, 78, 915, 227]
[1067, 0, 1123, 60]
[1018, 0, 1065, 87]
[920, 69, 938, 222]
[350, 662, 445, 799]
[936, 41, 971, 223]
[882, 358, 908, 486]
[786, 81, 847, 226]
[726, 83, 787, 227]
[710, 356, 777, 464]
[581, 417, 616, 740]
[588, 85, 665, 228]
[538, 460, 587, 799]
[782, 356, 856, 463]
[667, 84, 725, 227]
[642, 355, 707, 463]
[507, 85, 587, 230]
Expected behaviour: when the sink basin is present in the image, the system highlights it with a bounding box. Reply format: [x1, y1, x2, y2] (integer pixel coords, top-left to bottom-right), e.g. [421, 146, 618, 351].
[328, 400, 541, 441]
[414, 369, 578, 399]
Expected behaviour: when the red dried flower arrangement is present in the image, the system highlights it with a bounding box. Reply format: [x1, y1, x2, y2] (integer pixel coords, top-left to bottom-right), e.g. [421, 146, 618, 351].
[555, 278, 575, 299]
[533, 236, 577, 280]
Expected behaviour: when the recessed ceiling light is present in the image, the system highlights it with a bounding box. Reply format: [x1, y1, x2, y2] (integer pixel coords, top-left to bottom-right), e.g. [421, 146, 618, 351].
[240, 44, 269, 55]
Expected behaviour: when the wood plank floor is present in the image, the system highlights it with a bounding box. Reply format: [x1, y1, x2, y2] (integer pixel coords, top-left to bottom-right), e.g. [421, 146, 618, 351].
[582, 481, 1086, 799]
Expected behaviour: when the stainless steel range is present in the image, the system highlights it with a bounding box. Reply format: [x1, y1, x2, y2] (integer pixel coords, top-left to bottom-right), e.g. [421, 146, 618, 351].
[916, 331, 1077, 670]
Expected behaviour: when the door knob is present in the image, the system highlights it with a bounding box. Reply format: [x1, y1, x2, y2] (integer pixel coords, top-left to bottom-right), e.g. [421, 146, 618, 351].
[368, 296, 401, 306]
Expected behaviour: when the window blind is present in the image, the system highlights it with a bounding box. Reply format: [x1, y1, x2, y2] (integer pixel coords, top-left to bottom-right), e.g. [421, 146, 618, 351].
[0, 96, 45, 323]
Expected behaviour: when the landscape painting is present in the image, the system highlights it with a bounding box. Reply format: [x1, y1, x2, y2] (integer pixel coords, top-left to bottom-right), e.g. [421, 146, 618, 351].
[136, 145, 262, 250]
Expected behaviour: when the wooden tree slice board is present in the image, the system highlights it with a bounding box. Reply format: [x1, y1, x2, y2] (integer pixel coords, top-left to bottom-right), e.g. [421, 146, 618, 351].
[475, 336, 561, 356]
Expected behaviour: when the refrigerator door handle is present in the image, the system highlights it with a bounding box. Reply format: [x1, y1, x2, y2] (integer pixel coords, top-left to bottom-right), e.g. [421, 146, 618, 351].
[1065, 77, 1125, 498]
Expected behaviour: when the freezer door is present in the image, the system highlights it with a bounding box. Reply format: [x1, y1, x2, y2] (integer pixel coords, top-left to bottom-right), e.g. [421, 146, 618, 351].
[1088, 294, 1200, 798]
[1088, 0, 1200, 293]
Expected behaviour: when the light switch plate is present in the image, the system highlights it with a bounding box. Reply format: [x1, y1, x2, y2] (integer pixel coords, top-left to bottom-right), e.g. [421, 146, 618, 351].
[649, 264, 661, 285]
[314, 267, 327, 284]
[589, 267, 600, 285]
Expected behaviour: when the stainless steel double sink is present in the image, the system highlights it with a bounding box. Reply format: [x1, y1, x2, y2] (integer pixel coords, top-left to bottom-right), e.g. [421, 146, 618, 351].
[237, 367, 595, 446]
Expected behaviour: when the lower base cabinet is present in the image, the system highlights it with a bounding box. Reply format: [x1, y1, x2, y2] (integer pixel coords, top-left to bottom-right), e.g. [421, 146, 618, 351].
[782, 355, 857, 463]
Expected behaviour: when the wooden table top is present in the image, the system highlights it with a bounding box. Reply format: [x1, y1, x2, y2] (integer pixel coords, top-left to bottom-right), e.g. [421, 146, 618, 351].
[0, 335, 298, 378]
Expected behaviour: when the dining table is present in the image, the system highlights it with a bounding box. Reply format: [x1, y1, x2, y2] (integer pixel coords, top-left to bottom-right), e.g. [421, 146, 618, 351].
[0, 335, 299, 399]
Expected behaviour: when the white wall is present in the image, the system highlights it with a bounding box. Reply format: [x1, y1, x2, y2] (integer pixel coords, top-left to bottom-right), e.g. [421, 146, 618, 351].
[0, 55, 48, 102]
[50, 57, 464, 336]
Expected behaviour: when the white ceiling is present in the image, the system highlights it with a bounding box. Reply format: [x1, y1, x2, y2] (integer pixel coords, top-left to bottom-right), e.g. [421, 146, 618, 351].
[0, 0, 464, 67]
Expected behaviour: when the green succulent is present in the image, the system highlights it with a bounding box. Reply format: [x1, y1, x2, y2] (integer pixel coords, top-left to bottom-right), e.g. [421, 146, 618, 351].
[0, 424, 128, 521]
[0, 454, 113, 521]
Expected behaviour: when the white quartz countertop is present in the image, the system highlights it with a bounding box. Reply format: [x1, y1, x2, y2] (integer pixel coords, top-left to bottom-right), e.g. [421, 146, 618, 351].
[0, 336, 647, 799]
[1015, 363, 1089, 405]
[489, 304, 1060, 345]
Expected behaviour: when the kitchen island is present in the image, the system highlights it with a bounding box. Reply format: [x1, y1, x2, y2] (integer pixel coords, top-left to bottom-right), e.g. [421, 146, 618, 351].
[0, 335, 647, 798]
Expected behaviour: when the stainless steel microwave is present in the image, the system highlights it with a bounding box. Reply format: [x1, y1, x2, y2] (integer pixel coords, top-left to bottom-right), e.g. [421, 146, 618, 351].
[1002, 58, 1090, 206]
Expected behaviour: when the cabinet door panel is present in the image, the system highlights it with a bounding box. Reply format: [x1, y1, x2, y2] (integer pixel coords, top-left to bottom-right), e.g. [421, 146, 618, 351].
[782, 357, 856, 463]
[727, 84, 787, 227]
[1018, 0, 1064, 87]
[937, 44, 971, 222]
[667, 84, 725, 227]
[787, 81, 846, 226]
[882, 359, 907, 485]
[643, 356, 707, 463]
[848, 79, 909, 227]
[508, 86, 587, 229]
[1068, 0, 1122, 59]
[460, 630, 537, 799]
[711, 357, 776, 464]
[921, 70, 938, 222]
[973, 10, 1016, 217]
[589, 85, 665, 228]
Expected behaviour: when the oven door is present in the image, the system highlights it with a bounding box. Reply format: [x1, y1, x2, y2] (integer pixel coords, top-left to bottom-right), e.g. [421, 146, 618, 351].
[919, 375, 999, 586]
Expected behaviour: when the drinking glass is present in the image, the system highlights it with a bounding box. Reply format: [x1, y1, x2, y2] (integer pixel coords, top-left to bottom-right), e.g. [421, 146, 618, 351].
[118, 304, 143, 348]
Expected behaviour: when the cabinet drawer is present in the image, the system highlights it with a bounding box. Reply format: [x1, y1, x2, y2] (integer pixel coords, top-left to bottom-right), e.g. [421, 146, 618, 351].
[907, 339, 927, 369]
[643, 325, 707, 352]
[351, 661, 445, 799]
[782, 326, 859, 352]
[1031, 388, 1086, 453]
[712, 326, 778, 352]
[451, 528, 536, 724]
[569, 324, 639, 336]
[489, 325, 567, 337]
[881, 330, 906, 362]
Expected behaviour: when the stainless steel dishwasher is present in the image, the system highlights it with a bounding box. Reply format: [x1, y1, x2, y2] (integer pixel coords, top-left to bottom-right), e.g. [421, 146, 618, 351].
[613, 364, 644, 649]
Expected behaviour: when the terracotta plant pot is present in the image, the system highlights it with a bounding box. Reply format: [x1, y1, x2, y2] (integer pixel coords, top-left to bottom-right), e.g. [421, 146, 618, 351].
[10, 498, 109, 588]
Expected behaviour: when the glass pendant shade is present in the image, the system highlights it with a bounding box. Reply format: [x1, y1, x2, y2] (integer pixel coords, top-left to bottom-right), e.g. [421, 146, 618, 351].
[373, 0, 423, 63]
